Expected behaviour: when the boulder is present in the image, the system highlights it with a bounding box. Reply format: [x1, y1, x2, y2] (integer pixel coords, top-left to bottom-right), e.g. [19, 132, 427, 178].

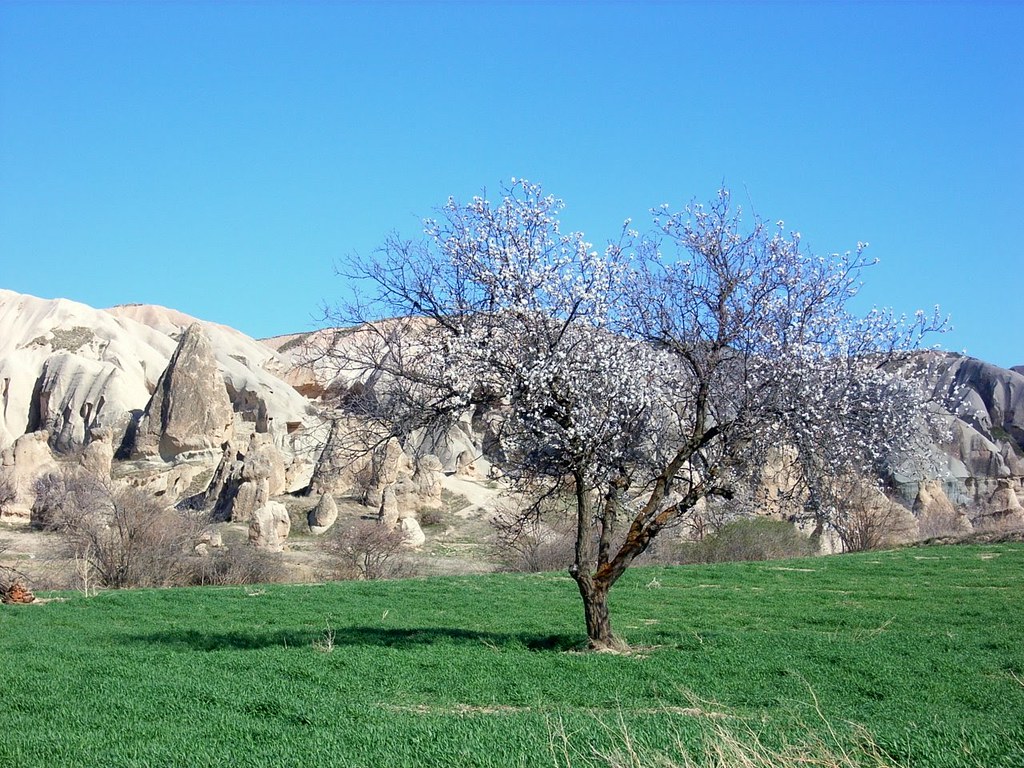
[79, 427, 114, 478]
[131, 323, 234, 461]
[248, 501, 291, 552]
[0, 580, 35, 604]
[308, 493, 338, 535]
[0, 431, 59, 518]
[398, 516, 425, 548]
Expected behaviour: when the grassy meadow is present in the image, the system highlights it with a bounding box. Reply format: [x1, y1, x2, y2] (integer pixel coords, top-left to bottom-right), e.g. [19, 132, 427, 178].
[2, 544, 1022, 767]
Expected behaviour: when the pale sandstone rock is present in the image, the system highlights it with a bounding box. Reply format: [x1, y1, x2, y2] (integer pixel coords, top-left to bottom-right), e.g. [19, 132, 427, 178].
[398, 516, 425, 548]
[0, 431, 59, 518]
[231, 478, 270, 523]
[914, 479, 973, 538]
[307, 417, 373, 497]
[248, 501, 291, 552]
[132, 323, 234, 461]
[413, 454, 444, 504]
[79, 427, 114, 478]
[307, 493, 338, 535]
[106, 303, 313, 453]
[987, 478, 1023, 519]
[208, 433, 286, 521]
[378, 486, 400, 530]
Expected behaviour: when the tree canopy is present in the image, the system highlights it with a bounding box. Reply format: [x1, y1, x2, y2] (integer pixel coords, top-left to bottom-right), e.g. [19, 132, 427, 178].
[328, 180, 945, 648]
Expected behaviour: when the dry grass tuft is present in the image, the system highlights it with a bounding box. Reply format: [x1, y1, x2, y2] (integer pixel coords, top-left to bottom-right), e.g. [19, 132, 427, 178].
[547, 690, 904, 768]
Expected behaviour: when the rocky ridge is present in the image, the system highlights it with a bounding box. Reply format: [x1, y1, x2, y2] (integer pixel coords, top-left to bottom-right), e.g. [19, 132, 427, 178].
[1, 288, 1022, 557]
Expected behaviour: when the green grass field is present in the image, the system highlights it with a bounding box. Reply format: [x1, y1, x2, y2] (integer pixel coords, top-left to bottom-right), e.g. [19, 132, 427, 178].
[2, 544, 1022, 767]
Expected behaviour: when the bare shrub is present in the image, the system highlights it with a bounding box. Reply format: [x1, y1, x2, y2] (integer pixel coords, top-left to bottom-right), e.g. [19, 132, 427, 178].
[322, 520, 414, 580]
[32, 467, 200, 589]
[0, 469, 17, 517]
[417, 507, 446, 528]
[674, 518, 817, 564]
[492, 501, 576, 573]
[189, 546, 287, 586]
[824, 477, 915, 553]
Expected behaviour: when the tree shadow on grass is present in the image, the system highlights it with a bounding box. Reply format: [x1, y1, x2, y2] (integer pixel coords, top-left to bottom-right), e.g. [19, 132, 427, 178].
[131, 625, 580, 653]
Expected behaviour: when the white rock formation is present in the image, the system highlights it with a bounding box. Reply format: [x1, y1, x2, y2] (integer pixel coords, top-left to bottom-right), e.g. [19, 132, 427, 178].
[307, 493, 338, 535]
[0, 431, 59, 519]
[0, 291, 317, 467]
[0, 290, 176, 453]
[248, 501, 291, 552]
[107, 303, 314, 454]
[398, 516, 425, 548]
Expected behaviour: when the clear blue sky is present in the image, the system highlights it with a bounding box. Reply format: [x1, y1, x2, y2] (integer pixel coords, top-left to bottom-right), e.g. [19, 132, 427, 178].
[2, 1, 1021, 367]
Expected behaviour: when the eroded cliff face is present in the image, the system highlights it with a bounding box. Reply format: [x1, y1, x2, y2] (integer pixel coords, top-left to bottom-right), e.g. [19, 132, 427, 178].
[0, 291, 315, 459]
[892, 353, 1024, 527]
[0, 291, 320, 520]
[2, 289, 1021, 539]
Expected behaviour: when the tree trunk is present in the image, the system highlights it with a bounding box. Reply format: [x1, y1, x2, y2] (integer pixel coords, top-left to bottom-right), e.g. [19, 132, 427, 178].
[572, 572, 617, 650]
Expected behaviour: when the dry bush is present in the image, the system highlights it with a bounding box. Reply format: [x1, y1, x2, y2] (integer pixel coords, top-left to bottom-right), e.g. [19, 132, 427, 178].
[31, 467, 200, 589]
[0, 469, 17, 516]
[417, 507, 446, 528]
[827, 481, 911, 553]
[189, 546, 288, 586]
[322, 520, 415, 580]
[674, 518, 817, 565]
[491, 497, 577, 573]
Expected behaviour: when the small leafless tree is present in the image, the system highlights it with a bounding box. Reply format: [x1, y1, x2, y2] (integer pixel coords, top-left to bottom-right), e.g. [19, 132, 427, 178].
[33, 467, 199, 589]
[818, 474, 911, 552]
[323, 520, 414, 580]
[492, 498, 576, 573]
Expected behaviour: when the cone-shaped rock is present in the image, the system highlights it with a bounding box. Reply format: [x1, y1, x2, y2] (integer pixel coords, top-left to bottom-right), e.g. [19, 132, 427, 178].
[308, 493, 338, 535]
[132, 323, 234, 461]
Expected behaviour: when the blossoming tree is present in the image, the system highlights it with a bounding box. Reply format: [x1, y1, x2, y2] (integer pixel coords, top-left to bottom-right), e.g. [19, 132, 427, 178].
[328, 180, 944, 649]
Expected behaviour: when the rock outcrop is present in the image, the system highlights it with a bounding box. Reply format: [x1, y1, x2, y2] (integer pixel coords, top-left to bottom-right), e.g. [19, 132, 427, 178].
[0, 290, 175, 453]
[248, 501, 291, 552]
[79, 427, 114, 478]
[0, 291, 315, 464]
[307, 493, 338, 535]
[0, 431, 59, 519]
[131, 324, 234, 461]
[207, 433, 293, 522]
[398, 516, 425, 548]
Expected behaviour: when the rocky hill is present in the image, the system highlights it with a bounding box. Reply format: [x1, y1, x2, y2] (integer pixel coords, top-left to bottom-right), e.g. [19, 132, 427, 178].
[1, 288, 1022, 551]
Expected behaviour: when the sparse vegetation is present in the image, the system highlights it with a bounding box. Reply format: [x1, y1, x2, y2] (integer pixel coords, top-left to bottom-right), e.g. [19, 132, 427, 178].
[321, 519, 416, 580]
[991, 425, 1023, 457]
[190, 544, 288, 586]
[673, 518, 818, 564]
[29, 325, 96, 352]
[276, 331, 314, 354]
[32, 467, 201, 589]
[0, 469, 16, 516]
